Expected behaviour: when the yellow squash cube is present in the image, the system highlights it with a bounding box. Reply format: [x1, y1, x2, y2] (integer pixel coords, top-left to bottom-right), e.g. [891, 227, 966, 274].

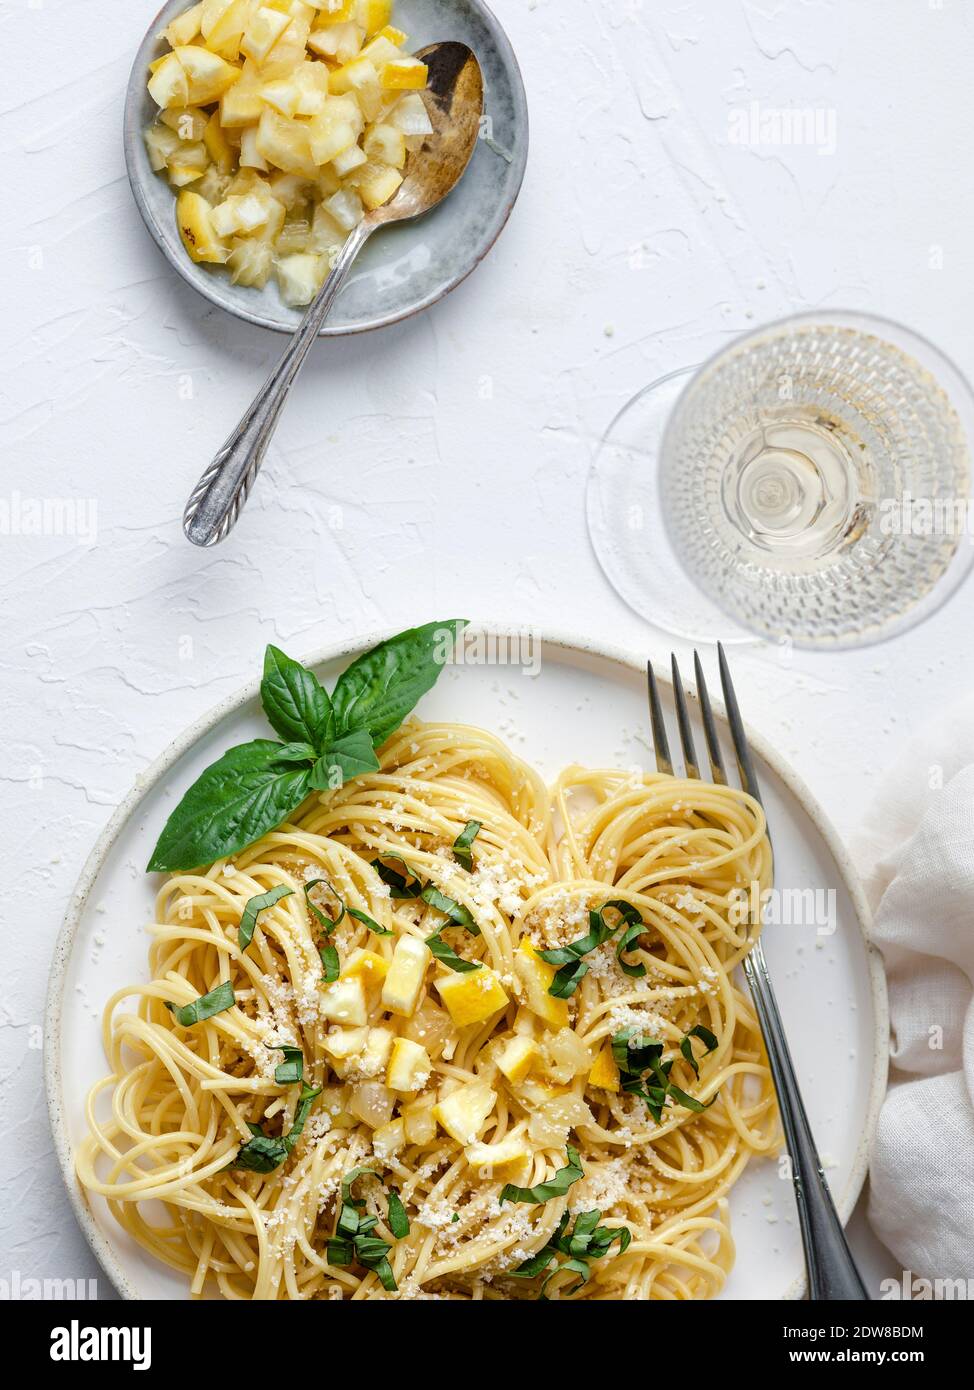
[432, 1080, 496, 1146]
[434, 966, 509, 1029]
[514, 939, 570, 1030]
[497, 1035, 540, 1085]
[588, 1045, 621, 1093]
[386, 1037, 431, 1092]
[381, 935, 431, 1018]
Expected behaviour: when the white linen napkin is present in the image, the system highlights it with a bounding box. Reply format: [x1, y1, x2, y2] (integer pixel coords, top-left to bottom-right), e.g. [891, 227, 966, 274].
[854, 704, 974, 1288]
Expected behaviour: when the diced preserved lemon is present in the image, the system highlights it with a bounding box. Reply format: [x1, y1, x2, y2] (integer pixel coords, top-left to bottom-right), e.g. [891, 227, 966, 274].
[514, 939, 570, 1030]
[381, 935, 431, 1017]
[348, 1080, 395, 1129]
[402, 1093, 437, 1144]
[354, 160, 402, 209]
[497, 1035, 540, 1085]
[364, 122, 405, 168]
[434, 967, 508, 1028]
[319, 973, 368, 1025]
[373, 1117, 405, 1161]
[332, 144, 367, 177]
[307, 19, 363, 61]
[203, 111, 235, 173]
[357, 0, 392, 37]
[588, 1044, 621, 1093]
[400, 997, 453, 1059]
[314, 0, 356, 20]
[165, 2, 205, 48]
[144, 124, 181, 172]
[176, 190, 230, 263]
[239, 5, 291, 60]
[386, 1037, 431, 1092]
[239, 128, 269, 171]
[342, 947, 389, 986]
[322, 1025, 369, 1062]
[433, 1080, 496, 1145]
[161, 106, 209, 141]
[357, 1025, 394, 1077]
[228, 239, 274, 287]
[381, 57, 427, 90]
[148, 53, 191, 108]
[173, 45, 242, 104]
[256, 109, 318, 178]
[465, 1135, 531, 1184]
[211, 193, 270, 237]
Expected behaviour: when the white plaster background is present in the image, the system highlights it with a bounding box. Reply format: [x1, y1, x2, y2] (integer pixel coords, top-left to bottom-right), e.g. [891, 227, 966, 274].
[4, 0, 972, 1295]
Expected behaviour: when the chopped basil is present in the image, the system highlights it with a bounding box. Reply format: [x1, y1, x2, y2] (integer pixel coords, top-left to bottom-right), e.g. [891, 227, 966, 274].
[328, 1169, 408, 1291]
[501, 1145, 583, 1205]
[272, 1045, 304, 1085]
[426, 932, 481, 973]
[680, 1023, 719, 1078]
[511, 1207, 632, 1299]
[371, 854, 422, 899]
[165, 979, 235, 1027]
[420, 885, 478, 933]
[539, 900, 643, 998]
[319, 941, 340, 984]
[349, 906, 392, 936]
[387, 1188, 410, 1240]
[238, 884, 294, 952]
[304, 878, 345, 931]
[230, 1082, 321, 1172]
[611, 1025, 718, 1124]
[452, 820, 482, 870]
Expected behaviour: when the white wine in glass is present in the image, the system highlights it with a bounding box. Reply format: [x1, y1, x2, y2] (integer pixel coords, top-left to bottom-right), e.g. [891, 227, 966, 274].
[589, 312, 974, 649]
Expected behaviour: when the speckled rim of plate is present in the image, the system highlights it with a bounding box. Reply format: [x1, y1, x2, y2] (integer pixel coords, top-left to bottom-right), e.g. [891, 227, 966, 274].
[44, 625, 888, 1302]
[123, 0, 529, 336]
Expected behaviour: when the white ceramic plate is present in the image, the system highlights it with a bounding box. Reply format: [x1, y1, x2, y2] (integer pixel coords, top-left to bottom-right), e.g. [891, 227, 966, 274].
[124, 0, 528, 335]
[45, 629, 887, 1300]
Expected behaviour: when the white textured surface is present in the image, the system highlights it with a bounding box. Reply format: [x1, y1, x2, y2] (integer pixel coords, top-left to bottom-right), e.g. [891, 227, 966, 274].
[5, 0, 972, 1297]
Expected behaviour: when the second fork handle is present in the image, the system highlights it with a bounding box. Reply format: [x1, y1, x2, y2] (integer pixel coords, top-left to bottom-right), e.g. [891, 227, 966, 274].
[182, 218, 374, 548]
[744, 938, 869, 1299]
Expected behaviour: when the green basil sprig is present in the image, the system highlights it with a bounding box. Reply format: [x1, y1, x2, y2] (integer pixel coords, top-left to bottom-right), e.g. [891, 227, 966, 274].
[238, 884, 293, 952]
[165, 979, 235, 1027]
[501, 1146, 584, 1206]
[371, 854, 479, 934]
[538, 900, 644, 998]
[230, 1083, 322, 1173]
[147, 622, 466, 873]
[611, 1025, 719, 1124]
[511, 1208, 632, 1299]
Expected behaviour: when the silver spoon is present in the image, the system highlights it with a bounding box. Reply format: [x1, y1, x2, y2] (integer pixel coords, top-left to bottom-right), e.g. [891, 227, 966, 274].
[183, 42, 484, 547]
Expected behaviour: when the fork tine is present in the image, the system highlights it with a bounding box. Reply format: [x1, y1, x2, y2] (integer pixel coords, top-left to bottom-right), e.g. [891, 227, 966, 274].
[646, 661, 672, 775]
[670, 654, 699, 780]
[693, 649, 726, 784]
[717, 642, 763, 806]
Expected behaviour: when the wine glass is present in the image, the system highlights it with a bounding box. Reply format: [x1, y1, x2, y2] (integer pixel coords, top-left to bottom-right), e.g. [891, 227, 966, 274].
[587, 312, 974, 648]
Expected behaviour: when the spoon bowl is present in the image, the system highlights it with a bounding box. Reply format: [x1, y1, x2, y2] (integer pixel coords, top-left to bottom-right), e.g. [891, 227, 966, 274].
[183, 41, 485, 548]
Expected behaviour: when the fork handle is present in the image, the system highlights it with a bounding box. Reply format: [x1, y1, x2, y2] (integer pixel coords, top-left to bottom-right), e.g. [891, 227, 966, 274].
[744, 939, 869, 1299]
[182, 219, 373, 548]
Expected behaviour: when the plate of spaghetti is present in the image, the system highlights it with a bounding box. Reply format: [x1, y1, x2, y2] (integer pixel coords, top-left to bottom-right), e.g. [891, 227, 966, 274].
[47, 623, 886, 1300]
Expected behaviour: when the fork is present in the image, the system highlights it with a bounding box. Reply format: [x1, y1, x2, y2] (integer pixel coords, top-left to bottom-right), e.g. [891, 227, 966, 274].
[647, 644, 869, 1301]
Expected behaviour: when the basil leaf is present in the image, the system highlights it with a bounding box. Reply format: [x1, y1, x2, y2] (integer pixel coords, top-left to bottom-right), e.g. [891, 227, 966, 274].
[165, 979, 235, 1027]
[261, 645, 333, 748]
[539, 901, 642, 998]
[231, 1131, 289, 1173]
[349, 907, 392, 936]
[549, 959, 589, 998]
[387, 1188, 410, 1239]
[452, 820, 481, 870]
[304, 879, 346, 931]
[342, 1166, 379, 1207]
[147, 740, 313, 872]
[616, 922, 647, 979]
[238, 884, 294, 952]
[680, 1024, 719, 1078]
[319, 942, 340, 983]
[421, 886, 479, 934]
[501, 1146, 583, 1205]
[330, 619, 466, 746]
[539, 1256, 590, 1300]
[372, 854, 422, 899]
[284, 1083, 321, 1152]
[426, 932, 481, 973]
[311, 729, 381, 790]
[667, 1083, 717, 1115]
[273, 1046, 303, 1085]
[326, 1236, 353, 1266]
[271, 741, 318, 764]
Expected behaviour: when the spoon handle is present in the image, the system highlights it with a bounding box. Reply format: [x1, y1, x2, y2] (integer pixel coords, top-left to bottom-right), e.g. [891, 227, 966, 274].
[183, 219, 373, 547]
